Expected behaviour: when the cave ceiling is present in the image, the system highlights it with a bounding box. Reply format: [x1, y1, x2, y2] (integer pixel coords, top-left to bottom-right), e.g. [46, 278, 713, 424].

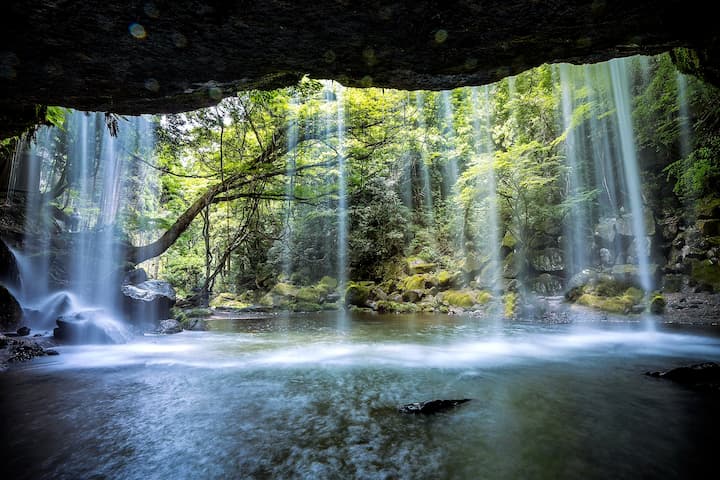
[0, 0, 718, 138]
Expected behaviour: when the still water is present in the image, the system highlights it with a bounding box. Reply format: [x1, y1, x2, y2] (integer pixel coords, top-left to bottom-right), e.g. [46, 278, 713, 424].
[1, 312, 719, 479]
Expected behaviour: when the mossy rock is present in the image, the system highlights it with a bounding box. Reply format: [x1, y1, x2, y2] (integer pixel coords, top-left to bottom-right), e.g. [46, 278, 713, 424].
[403, 274, 430, 291]
[442, 290, 475, 308]
[501, 231, 517, 249]
[406, 257, 436, 274]
[291, 302, 323, 312]
[271, 282, 298, 298]
[319, 276, 338, 290]
[576, 290, 641, 314]
[345, 283, 371, 307]
[437, 270, 461, 289]
[697, 197, 720, 219]
[475, 291, 492, 305]
[690, 259, 720, 292]
[297, 286, 323, 303]
[259, 293, 275, 307]
[209, 292, 251, 310]
[322, 302, 340, 311]
[504, 292, 517, 318]
[650, 293, 666, 314]
[183, 307, 212, 318]
[375, 301, 419, 313]
[401, 290, 424, 303]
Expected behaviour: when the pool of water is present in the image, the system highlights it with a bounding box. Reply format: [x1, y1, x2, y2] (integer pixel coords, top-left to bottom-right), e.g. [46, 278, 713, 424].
[1, 312, 719, 479]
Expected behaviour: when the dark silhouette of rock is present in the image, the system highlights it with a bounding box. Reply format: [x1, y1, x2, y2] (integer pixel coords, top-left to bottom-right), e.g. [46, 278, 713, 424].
[0, 285, 23, 331]
[646, 362, 720, 392]
[53, 312, 116, 344]
[0, 238, 21, 289]
[398, 399, 472, 414]
[16, 326, 30, 336]
[123, 268, 149, 285]
[122, 280, 176, 325]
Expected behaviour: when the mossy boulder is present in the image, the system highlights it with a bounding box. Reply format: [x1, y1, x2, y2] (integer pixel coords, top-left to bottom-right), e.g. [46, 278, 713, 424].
[406, 257, 436, 275]
[437, 270, 461, 289]
[503, 252, 519, 279]
[296, 286, 323, 303]
[697, 197, 720, 219]
[697, 219, 720, 237]
[209, 292, 251, 310]
[442, 290, 476, 308]
[650, 293, 666, 314]
[271, 282, 298, 298]
[530, 248, 565, 273]
[401, 290, 424, 303]
[576, 287, 644, 314]
[501, 231, 517, 250]
[403, 274, 433, 291]
[532, 273, 564, 296]
[375, 301, 419, 313]
[345, 283, 371, 307]
[690, 259, 720, 292]
[504, 292, 518, 318]
[319, 276, 338, 290]
[291, 302, 323, 312]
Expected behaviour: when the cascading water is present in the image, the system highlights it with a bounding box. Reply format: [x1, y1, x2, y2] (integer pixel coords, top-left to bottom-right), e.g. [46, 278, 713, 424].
[609, 58, 653, 293]
[9, 112, 157, 342]
[336, 84, 348, 292]
[280, 95, 299, 280]
[414, 93, 436, 222]
[469, 86, 503, 313]
[558, 64, 591, 276]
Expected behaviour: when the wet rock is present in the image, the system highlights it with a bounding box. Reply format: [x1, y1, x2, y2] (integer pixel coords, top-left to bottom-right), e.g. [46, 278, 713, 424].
[156, 319, 182, 334]
[532, 274, 564, 296]
[530, 248, 565, 273]
[122, 279, 176, 324]
[16, 326, 30, 336]
[123, 268, 148, 285]
[401, 290, 424, 303]
[646, 362, 720, 392]
[0, 285, 23, 330]
[53, 312, 116, 344]
[181, 317, 208, 331]
[0, 238, 21, 289]
[45, 349, 59, 356]
[599, 248, 613, 266]
[399, 399, 472, 415]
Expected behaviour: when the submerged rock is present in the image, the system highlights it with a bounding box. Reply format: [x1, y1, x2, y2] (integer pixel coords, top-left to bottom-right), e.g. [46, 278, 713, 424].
[16, 326, 30, 336]
[399, 399, 472, 415]
[646, 362, 720, 392]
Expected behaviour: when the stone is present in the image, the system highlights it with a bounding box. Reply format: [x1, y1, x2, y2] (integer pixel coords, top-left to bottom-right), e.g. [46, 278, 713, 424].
[16, 326, 30, 336]
[532, 274, 564, 296]
[344, 283, 371, 308]
[53, 312, 117, 344]
[646, 362, 720, 391]
[401, 290, 424, 303]
[650, 294, 666, 314]
[156, 319, 182, 334]
[0, 238, 21, 289]
[599, 248, 613, 266]
[697, 219, 720, 237]
[530, 248, 565, 272]
[399, 399, 471, 414]
[123, 268, 148, 285]
[0, 285, 23, 331]
[122, 279, 176, 324]
[406, 257, 436, 275]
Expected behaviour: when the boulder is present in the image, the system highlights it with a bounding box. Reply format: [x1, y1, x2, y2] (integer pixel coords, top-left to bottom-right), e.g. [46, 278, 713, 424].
[532, 274, 564, 296]
[122, 279, 176, 324]
[645, 362, 720, 391]
[345, 283, 371, 308]
[406, 257, 436, 275]
[398, 399, 472, 415]
[16, 326, 30, 336]
[122, 268, 148, 285]
[0, 238, 21, 289]
[530, 248, 565, 273]
[697, 219, 720, 237]
[401, 290, 424, 303]
[53, 312, 116, 344]
[156, 319, 182, 334]
[0, 285, 23, 331]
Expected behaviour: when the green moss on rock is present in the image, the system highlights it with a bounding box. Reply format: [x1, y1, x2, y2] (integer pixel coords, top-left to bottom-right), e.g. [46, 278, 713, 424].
[345, 283, 371, 307]
[406, 257, 436, 274]
[690, 259, 720, 292]
[442, 290, 475, 308]
[650, 293, 666, 314]
[210, 292, 251, 310]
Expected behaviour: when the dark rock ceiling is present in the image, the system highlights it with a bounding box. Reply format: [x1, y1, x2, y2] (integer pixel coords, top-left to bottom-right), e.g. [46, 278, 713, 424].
[0, 0, 718, 138]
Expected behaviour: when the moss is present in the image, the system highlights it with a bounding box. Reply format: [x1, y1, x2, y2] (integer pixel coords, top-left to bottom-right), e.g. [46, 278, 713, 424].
[259, 293, 274, 307]
[271, 282, 298, 298]
[345, 283, 371, 307]
[291, 302, 323, 312]
[443, 290, 475, 308]
[406, 256, 436, 274]
[576, 292, 639, 314]
[501, 231, 517, 249]
[403, 274, 429, 291]
[696, 196, 720, 219]
[296, 286, 322, 303]
[437, 270, 456, 288]
[623, 287, 644, 304]
[322, 302, 340, 311]
[504, 292, 517, 318]
[319, 276, 338, 290]
[690, 259, 720, 292]
[375, 301, 419, 313]
[210, 292, 251, 309]
[475, 291, 492, 305]
[650, 293, 666, 314]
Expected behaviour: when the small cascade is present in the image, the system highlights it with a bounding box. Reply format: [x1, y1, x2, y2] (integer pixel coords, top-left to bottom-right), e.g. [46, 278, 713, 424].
[609, 58, 653, 293]
[280, 95, 299, 280]
[414, 93, 436, 222]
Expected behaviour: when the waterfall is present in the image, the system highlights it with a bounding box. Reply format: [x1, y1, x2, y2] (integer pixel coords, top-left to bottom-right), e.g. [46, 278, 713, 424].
[609, 58, 653, 292]
[281, 95, 299, 281]
[558, 64, 590, 276]
[414, 93, 435, 222]
[11, 112, 157, 341]
[676, 72, 692, 159]
[336, 84, 348, 291]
